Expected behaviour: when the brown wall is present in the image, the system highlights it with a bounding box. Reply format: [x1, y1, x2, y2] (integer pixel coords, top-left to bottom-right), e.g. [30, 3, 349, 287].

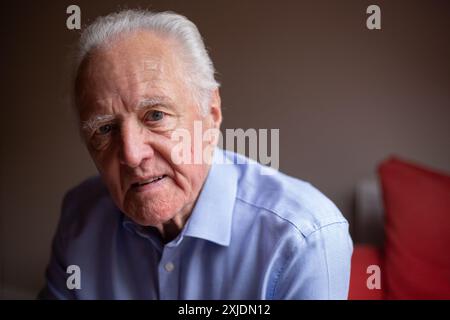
[1, 0, 449, 297]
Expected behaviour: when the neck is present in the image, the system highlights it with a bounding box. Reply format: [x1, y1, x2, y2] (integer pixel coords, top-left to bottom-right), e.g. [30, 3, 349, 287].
[156, 205, 193, 243]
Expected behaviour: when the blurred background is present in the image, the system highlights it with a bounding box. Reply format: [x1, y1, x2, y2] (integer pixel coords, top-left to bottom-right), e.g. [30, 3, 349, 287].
[1, 0, 449, 299]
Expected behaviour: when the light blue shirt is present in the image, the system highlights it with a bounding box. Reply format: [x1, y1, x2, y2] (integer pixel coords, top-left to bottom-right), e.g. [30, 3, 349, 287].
[40, 148, 353, 299]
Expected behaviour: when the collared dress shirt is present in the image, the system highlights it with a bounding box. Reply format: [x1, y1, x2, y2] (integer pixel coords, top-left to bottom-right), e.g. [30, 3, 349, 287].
[40, 148, 353, 299]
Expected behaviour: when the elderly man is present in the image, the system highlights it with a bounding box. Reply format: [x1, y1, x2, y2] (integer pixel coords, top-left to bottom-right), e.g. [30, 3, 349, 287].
[40, 9, 352, 299]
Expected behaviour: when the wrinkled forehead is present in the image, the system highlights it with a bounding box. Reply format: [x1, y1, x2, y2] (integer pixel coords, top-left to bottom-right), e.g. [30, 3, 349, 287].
[74, 30, 187, 114]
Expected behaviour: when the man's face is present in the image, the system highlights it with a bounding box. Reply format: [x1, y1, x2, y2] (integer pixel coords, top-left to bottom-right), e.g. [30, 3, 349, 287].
[75, 31, 221, 229]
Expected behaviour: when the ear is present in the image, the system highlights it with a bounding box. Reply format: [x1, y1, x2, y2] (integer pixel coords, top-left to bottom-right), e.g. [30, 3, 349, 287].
[207, 88, 222, 129]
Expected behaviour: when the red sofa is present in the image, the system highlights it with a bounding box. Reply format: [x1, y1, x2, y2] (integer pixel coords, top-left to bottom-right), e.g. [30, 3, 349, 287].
[348, 157, 450, 300]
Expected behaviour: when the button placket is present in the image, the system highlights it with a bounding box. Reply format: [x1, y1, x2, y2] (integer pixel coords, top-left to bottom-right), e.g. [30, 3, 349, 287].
[158, 247, 180, 299]
[164, 261, 175, 272]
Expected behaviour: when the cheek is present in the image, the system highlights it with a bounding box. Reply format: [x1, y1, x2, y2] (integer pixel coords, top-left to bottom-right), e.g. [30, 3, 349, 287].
[172, 163, 208, 195]
[161, 136, 210, 194]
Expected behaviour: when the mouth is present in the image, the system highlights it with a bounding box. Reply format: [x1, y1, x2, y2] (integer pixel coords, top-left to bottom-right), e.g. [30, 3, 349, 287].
[131, 175, 168, 189]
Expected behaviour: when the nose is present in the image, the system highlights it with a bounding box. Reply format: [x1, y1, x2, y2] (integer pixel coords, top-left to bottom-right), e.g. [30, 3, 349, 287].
[118, 119, 154, 168]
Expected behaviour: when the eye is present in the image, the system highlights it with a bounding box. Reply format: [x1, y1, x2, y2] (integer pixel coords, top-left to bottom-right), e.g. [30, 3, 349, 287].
[95, 124, 113, 135]
[145, 110, 165, 122]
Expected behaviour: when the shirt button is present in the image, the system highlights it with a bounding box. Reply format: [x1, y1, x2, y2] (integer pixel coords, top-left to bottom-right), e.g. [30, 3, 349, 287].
[164, 262, 175, 272]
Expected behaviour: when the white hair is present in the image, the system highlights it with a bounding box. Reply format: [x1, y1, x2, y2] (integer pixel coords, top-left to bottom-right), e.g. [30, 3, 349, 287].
[75, 9, 220, 114]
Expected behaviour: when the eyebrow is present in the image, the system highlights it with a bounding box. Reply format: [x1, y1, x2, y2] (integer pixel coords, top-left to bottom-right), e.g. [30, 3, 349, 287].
[81, 114, 115, 133]
[137, 96, 173, 110]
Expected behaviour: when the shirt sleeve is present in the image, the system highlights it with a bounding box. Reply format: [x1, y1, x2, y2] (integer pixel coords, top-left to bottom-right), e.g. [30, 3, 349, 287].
[38, 192, 77, 300]
[272, 222, 353, 300]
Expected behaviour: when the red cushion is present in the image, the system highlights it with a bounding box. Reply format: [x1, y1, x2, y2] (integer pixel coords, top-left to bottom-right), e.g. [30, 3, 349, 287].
[349, 245, 384, 300]
[379, 157, 450, 299]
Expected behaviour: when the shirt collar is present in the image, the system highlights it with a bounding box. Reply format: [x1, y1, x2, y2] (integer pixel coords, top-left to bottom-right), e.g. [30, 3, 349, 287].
[122, 148, 238, 247]
[183, 148, 238, 246]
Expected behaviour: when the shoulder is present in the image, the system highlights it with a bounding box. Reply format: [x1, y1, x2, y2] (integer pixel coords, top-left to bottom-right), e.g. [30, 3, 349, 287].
[62, 175, 112, 216]
[63, 175, 109, 204]
[226, 151, 348, 239]
[58, 175, 120, 240]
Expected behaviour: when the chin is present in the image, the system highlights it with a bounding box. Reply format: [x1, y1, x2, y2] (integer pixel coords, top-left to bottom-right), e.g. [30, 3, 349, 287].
[124, 199, 181, 227]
